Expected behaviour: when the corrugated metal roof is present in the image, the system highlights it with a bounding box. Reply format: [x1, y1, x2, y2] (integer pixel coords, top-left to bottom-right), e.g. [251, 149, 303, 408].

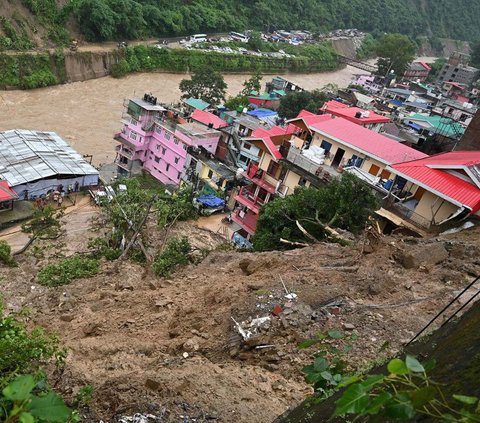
[0, 130, 99, 187]
[390, 152, 480, 213]
[309, 117, 427, 165]
[191, 109, 229, 129]
[184, 97, 210, 111]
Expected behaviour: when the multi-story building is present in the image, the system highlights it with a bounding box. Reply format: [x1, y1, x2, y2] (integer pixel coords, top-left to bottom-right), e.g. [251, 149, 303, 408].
[437, 52, 480, 88]
[231, 110, 428, 242]
[403, 62, 432, 82]
[114, 96, 221, 187]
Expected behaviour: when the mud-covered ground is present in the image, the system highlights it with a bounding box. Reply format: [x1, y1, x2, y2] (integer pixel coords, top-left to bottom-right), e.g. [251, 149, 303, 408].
[1, 204, 479, 422]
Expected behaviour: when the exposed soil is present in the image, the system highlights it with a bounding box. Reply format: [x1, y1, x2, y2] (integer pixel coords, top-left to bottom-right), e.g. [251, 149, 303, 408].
[1, 204, 479, 422]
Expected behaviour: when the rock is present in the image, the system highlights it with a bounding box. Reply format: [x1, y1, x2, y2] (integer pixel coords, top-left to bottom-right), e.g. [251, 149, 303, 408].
[169, 328, 180, 338]
[60, 314, 75, 322]
[344, 323, 355, 330]
[83, 323, 102, 337]
[182, 337, 201, 352]
[396, 243, 449, 269]
[239, 259, 253, 275]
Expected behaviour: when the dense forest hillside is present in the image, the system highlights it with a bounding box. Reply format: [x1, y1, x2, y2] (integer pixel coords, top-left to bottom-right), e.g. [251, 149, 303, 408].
[1, 0, 480, 49]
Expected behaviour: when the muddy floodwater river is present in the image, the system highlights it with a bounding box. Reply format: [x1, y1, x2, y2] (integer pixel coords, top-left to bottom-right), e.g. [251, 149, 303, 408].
[0, 67, 368, 165]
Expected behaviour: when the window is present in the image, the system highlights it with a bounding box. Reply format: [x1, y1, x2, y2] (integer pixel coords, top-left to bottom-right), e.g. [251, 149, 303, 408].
[208, 169, 214, 179]
[155, 126, 162, 135]
[299, 177, 307, 187]
[156, 144, 160, 150]
[243, 143, 252, 150]
[320, 140, 332, 152]
[177, 172, 181, 179]
[154, 156, 160, 163]
[174, 157, 179, 164]
[174, 137, 179, 145]
[162, 147, 166, 155]
[139, 137, 143, 143]
[166, 164, 170, 171]
[130, 131, 137, 140]
[165, 131, 171, 140]
[183, 144, 187, 151]
[266, 160, 279, 177]
[131, 118, 138, 126]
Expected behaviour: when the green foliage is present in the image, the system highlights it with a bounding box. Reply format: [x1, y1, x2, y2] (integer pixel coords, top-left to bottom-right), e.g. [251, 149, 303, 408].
[356, 33, 378, 60]
[224, 95, 249, 111]
[278, 89, 328, 119]
[110, 58, 131, 78]
[68, 0, 480, 42]
[74, 385, 93, 407]
[179, 66, 227, 106]
[156, 187, 197, 228]
[247, 31, 263, 51]
[87, 237, 121, 261]
[153, 237, 191, 277]
[22, 206, 63, 240]
[470, 41, 480, 69]
[37, 256, 99, 287]
[112, 44, 339, 80]
[301, 329, 358, 400]
[1, 375, 72, 423]
[0, 298, 65, 385]
[375, 33, 417, 76]
[427, 57, 447, 82]
[253, 173, 378, 251]
[0, 241, 17, 268]
[241, 71, 262, 96]
[334, 355, 480, 422]
[347, 84, 368, 95]
[0, 52, 65, 89]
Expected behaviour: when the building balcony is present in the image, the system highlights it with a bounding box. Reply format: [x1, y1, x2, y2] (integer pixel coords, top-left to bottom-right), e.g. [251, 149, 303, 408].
[243, 163, 277, 193]
[115, 145, 134, 159]
[231, 209, 258, 235]
[235, 189, 262, 214]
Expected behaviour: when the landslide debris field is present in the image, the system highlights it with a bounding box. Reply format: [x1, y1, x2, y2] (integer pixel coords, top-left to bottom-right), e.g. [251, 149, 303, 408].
[1, 205, 479, 423]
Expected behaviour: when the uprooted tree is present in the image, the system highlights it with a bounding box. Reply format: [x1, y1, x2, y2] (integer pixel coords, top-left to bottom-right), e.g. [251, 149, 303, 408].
[252, 173, 379, 251]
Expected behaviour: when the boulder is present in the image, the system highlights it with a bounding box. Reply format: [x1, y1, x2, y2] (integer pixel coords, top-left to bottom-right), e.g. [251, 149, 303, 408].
[396, 243, 449, 269]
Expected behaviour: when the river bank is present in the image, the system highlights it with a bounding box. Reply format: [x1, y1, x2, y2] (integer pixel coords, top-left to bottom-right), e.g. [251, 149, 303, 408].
[0, 67, 369, 165]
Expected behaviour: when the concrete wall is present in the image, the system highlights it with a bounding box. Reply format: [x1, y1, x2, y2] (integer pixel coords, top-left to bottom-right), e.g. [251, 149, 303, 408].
[64, 51, 121, 83]
[415, 191, 459, 224]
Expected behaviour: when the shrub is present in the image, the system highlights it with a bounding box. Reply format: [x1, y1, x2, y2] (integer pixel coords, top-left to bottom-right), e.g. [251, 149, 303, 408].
[110, 58, 131, 78]
[0, 241, 16, 267]
[153, 237, 191, 277]
[37, 256, 99, 287]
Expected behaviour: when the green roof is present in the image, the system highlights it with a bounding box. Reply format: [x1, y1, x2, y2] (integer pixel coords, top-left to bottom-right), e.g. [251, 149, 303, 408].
[185, 97, 209, 110]
[408, 114, 465, 137]
[273, 89, 287, 96]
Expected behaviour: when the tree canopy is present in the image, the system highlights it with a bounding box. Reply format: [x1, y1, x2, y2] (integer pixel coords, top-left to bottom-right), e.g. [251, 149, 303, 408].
[179, 67, 227, 106]
[278, 90, 328, 120]
[375, 33, 417, 76]
[252, 173, 379, 251]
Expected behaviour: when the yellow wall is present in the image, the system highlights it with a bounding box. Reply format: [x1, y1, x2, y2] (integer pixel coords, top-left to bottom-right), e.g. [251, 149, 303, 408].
[199, 162, 227, 190]
[312, 133, 387, 175]
[414, 191, 459, 224]
[284, 170, 301, 191]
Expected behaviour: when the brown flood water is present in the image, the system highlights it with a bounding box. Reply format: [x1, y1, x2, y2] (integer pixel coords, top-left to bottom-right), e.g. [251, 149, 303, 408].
[0, 67, 367, 165]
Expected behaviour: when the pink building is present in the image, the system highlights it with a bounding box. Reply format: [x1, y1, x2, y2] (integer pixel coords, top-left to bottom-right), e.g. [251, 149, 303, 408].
[114, 96, 221, 186]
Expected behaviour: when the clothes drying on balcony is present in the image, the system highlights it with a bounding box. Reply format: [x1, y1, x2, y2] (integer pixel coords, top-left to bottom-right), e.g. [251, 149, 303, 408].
[300, 146, 325, 165]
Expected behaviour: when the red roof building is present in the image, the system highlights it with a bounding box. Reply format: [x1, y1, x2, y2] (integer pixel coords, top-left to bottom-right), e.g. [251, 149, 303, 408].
[389, 151, 480, 214]
[320, 100, 390, 130]
[309, 117, 427, 166]
[191, 109, 229, 129]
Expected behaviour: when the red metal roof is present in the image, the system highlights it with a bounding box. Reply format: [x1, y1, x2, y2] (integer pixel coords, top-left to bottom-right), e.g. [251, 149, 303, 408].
[0, 181, 18, 202]
[390, 152, 480, 213]
[290, 110, 334, 127]
[321, 100, 391, 125]
[191, 109, 228, 129]
[309, 117, 428, 165]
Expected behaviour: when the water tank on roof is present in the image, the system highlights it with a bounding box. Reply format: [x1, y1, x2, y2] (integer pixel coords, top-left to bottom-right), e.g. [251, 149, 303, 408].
[355, 111, 362, 118]
[363, 111, 370, 118]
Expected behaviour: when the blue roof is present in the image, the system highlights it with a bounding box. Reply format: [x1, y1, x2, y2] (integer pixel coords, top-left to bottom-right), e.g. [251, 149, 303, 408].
[406, 122, 422, 131]
[196, 195, 224, 208]
[247, 109, 278, 118]
[389, 99, 403, 107]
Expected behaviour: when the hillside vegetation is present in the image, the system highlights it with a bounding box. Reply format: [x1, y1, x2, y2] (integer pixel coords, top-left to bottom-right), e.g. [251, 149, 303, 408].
[0, 0, 479, 50]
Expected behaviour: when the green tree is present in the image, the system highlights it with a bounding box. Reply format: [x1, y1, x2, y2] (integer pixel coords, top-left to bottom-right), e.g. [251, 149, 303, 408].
[74, 0, 116, 41]
[375, 33, 417, 76]
[247, 31, 263, 51]
[470, 41, 480, 68]
[278, 89, 328, 119]
[21, 205, 63, 240]
[427, 57, 447, 82]
[241, 70, 263, 96]
[179, 67, 227, 106]
[253, 173, 378, 251]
